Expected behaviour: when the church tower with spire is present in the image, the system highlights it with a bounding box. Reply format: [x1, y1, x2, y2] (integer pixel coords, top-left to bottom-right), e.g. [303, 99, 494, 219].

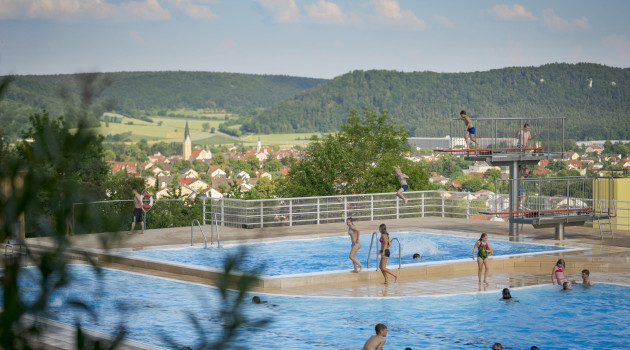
[183, 121, 191, 160]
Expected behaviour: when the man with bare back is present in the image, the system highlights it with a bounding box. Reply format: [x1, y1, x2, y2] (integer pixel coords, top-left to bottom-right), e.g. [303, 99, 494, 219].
[458, 110, 479, 148]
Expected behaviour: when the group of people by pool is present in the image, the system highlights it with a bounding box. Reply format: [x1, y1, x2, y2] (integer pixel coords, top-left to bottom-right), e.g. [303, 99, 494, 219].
[347, 218, 399, 284]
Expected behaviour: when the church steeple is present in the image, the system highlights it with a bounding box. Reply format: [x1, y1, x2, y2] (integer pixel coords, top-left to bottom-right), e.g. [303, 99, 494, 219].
[183, 120, 191, 160]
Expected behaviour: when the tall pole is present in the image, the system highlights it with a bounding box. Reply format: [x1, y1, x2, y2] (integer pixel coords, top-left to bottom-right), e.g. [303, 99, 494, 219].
[509, 161, 519, 240]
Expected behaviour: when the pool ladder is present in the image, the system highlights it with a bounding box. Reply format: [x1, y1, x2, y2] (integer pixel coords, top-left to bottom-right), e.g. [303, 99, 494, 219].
[191, 219, 213, 249]
[366, 232, 402, 271]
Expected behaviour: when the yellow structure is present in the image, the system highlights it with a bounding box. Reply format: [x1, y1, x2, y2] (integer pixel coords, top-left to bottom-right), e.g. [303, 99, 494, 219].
[183, 121, 191, 160]
[594, 177, 630, 231]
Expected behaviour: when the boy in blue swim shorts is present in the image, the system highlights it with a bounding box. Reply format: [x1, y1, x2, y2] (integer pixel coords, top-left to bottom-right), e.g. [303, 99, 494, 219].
[458, 110, 479, 149]
[393, 167, 409, 205]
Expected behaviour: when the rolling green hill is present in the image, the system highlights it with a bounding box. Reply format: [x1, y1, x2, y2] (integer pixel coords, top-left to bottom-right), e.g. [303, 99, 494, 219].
[0, 72, 326, 141]
[240, 63, 630, 140]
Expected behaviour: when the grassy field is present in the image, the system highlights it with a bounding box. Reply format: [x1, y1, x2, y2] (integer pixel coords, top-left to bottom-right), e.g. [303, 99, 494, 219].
[98, 110, 328, 146]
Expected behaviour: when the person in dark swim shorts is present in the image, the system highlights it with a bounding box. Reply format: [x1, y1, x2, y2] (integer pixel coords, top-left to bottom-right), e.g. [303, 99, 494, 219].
[378, 224, 398, 284]
[129, 187, 145, 235]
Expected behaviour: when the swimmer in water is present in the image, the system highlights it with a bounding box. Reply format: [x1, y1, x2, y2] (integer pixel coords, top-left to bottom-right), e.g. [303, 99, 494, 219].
[472, 233, 493, 284]
[346, 217, 364, 273]
[412, 253, 421, 260]
[378, 224, 398, 284]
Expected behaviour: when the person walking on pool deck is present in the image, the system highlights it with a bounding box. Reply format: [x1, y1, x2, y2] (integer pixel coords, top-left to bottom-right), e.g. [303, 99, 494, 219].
[128, 187, 145, 235]
[363, 323, 387, 350]
[473, 233, 493, 284]
[346, 217, 364, 273]
[378, 224, 398, 284]
[458, 110, 479, 149]
[393, 167, 409, 205]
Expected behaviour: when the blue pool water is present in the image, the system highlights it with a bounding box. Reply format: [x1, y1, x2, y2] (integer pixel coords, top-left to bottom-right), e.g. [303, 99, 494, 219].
[121, 232, 568, 276]
[15, 265, 630, 349]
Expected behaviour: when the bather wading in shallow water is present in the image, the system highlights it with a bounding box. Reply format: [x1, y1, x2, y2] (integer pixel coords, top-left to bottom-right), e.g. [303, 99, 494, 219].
[346, 218, 364, 273]
[378, 224, 398, 284]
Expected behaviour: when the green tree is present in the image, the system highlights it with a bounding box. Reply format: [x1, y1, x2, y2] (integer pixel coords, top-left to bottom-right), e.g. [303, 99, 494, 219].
[263, 159, 283, 173]
[211, 152, 226, 165]
[462, 176, 484, 192]
[246, 153, 260, 171]
[202, 122, 210, 132]
[279, 107, 431, 197]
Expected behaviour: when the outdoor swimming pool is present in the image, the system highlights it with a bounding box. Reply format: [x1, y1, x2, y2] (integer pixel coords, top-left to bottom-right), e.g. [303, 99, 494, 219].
[120, 232, 570, 276]
[16, 265, 630, 349]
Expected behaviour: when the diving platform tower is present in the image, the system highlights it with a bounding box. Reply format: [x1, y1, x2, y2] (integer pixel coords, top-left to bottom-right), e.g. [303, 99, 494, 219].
[438, 117, 615, 241]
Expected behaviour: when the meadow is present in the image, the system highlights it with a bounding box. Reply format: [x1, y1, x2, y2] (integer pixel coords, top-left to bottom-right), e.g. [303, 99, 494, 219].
[97, 111, 326, 146]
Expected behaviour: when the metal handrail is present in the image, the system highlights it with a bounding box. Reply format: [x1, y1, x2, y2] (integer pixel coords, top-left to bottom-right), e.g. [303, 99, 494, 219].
[366, 231, 380, 270]
[191, 219, 208, 248]
[390, 237, 402, 270]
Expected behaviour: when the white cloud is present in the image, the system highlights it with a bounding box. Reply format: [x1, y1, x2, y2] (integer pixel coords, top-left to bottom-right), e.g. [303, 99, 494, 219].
[602, 34, 630, 61]
[433, 14, 454, 28]
[369, 0, 425, 30]
[304, 0, 347, 24]
[255, 0, 300, 23]
[487, 4, 536, 21]
[541, 8, 589, 32]
[166, 0, 216, 19]
[0, 0, 172, 21]
[217, 39, 238, 53]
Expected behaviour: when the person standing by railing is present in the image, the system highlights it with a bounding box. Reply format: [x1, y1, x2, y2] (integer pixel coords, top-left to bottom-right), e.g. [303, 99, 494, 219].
[515, 123, 537, 148]
[346, 218, 364, 273]
[457, 110, 479, 149]
[378, 224, 398, 284]
[128, 187, 145, 235]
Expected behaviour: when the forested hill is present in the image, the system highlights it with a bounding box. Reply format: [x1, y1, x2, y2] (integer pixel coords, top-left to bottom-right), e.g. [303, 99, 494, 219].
[240, 63, 630, 140]
[0, 71, 326, 141]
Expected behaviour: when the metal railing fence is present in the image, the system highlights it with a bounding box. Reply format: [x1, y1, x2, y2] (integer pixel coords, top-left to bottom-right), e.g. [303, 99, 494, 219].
[202, 191, 630, 231]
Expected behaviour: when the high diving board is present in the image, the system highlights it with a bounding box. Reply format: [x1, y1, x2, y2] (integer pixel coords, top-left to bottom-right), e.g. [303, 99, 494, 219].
[480, 208, 591, 217]
[435, 147, 544, 153]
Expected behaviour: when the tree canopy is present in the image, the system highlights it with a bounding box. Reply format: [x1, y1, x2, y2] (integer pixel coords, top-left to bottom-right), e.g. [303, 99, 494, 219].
[278, 108, 432, 197]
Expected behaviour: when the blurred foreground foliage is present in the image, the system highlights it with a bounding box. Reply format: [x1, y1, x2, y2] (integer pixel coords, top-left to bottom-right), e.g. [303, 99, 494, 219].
[0, 75, 266, 349]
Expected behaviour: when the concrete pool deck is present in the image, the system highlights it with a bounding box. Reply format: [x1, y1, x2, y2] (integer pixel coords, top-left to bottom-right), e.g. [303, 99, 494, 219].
[15, 217, 630, 349]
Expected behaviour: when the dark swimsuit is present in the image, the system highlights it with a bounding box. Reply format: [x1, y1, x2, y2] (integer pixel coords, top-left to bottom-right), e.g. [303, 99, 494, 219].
[384, 249, 390, 258]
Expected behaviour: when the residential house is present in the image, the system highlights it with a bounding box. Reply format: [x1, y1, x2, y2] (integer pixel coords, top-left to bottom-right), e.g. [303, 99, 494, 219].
[180, 168, 199, 179]
[429, 175, 449, 185]
[207, 165, 228, 178]
[235, 170, 250, 180]
[564, 152, 579, 160]
[448, 180, 462, 191]
[585, 145, 603, 154]
[155, 187, 171, 199]
[199, 187, 223, 199]
[190, 146, 212, 162]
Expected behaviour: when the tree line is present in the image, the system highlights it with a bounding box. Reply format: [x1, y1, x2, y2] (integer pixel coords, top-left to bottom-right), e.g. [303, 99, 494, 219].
[240, 63, 630, 141]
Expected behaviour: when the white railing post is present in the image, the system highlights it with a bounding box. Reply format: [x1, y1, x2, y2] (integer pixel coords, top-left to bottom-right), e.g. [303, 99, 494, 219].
[421, 192, 425, 218]
[441, 194, 445, 218]
[221, 199, 224, 226]
[396, 194, 400, 219]
[370, 194, 374, 221]
[289, 199, 293, 226]
[260, 201, 264, 228]
[343, 196, 347, 220]
[466, 194, 470, 219]
[203, 197, 206, 225]
[317, 198, 320, 225]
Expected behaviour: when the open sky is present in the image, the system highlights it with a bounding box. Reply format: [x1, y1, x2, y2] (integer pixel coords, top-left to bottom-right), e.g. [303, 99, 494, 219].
[1, 0, 629, 78]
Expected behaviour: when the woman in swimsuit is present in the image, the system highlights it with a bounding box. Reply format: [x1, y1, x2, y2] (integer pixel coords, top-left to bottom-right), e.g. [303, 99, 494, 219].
[346, 218, 364, 273]
[551, 259, 567, 285]
[378, 224, 398, 284]
[472, 233, 493, 284]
